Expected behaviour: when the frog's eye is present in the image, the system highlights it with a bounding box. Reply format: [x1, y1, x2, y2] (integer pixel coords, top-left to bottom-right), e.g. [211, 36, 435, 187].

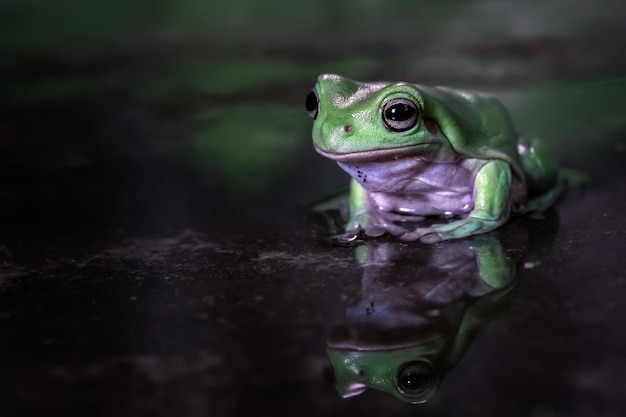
[396, 361, 432, 395]
[382, 98, 419, 132]
[306, 89, 319, 120]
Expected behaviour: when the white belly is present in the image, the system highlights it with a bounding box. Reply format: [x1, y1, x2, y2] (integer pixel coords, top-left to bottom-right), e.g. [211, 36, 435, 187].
[338, 157, 488, 216]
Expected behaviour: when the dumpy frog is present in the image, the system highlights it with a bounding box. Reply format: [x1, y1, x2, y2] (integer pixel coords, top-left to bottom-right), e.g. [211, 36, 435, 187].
[306, 74, 566, 243]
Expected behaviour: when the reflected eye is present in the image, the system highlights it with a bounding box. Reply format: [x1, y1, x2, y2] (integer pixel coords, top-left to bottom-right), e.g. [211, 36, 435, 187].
[382, 98, 419, 132]
[306, 89, 319, 120]
[397, 361, 432, 394]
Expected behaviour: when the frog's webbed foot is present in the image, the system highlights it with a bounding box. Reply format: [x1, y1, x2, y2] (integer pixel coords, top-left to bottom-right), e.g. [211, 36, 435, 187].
[400, 216, 506, 244]
[334, 211, 410, 243]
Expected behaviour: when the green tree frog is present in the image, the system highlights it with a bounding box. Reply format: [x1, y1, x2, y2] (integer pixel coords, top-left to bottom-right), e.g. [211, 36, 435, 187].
[306, 74, 564, 243]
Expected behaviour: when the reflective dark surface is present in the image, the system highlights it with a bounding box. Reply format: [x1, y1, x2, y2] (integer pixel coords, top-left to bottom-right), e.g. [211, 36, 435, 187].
[326, 215, 558, 404]
[1, 1, 626, 416]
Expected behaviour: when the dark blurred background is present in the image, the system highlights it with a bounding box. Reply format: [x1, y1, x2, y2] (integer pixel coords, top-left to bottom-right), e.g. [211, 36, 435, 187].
[2, 0, 625, 186]
[1, 1, 625, 416]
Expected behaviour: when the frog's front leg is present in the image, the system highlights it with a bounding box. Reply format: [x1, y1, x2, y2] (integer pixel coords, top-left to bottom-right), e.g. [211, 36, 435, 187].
[402, 160, 513, 243]
[338, 179, 408, 243]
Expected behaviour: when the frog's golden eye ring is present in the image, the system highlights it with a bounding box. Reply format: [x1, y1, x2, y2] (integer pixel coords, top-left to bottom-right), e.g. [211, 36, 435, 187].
[306, 89, 319, 120]
[396, 361, 432, 396]
[381, 98, 419, 132]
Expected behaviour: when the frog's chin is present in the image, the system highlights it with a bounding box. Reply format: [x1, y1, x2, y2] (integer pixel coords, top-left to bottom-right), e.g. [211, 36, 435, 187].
[314, 143, 433, 162]
[326, 324, 443, 351]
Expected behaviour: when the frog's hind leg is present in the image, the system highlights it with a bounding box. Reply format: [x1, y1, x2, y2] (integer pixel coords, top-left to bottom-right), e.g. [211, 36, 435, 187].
[516, 137, 567, 215]
[518, 137, 560, 196]
[522, 181, 564, 214]
[521, 168, 590, 215]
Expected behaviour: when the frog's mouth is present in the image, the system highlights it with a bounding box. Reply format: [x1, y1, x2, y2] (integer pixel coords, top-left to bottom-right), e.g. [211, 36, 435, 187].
[314, 144, 434, 162]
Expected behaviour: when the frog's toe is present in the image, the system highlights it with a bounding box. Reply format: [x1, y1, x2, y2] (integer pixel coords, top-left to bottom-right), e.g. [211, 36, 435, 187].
[426, 224, 474, 241]
[423, 218, 502, 241]
[382, 222, 410, 236]
[401, 226, 441, 243]
[336, 230, 360, 244]
[419, 232, 442, 244]
[363, 222, 408, 238]
[399, 230, 422, 241]
[364, 228, 385, 237]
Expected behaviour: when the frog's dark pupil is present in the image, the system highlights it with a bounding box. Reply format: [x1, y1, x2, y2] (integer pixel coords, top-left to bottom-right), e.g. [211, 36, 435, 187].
[399, 371, 429, 391]
[385, 103, 415, 121]
[381, 99, 419, 132]
[397, 362, 431, 394]
[306, 90, 319, 119]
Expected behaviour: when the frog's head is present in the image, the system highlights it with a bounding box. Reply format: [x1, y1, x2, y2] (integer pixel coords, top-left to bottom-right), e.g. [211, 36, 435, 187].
[306, 74, 451, 162]
[326, 346, 442, 404]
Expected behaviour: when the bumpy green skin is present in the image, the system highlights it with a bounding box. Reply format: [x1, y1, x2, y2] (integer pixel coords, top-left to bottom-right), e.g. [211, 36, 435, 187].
[310, 74, 562, 243]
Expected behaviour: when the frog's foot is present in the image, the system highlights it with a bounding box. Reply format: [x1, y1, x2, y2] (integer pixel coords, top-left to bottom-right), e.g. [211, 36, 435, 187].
[400, 216, 505, 244]
[335, 212, 410, 243]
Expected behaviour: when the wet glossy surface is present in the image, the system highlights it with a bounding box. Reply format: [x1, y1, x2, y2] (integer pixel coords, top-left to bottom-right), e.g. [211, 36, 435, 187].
[1, 1, 626, 416]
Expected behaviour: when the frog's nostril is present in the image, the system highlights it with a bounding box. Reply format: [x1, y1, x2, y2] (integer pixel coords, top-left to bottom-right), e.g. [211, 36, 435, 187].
[343, 124, 352, 133]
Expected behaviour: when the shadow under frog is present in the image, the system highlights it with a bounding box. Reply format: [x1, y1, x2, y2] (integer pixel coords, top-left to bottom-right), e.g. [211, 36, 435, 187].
[325, 211, 558, 404]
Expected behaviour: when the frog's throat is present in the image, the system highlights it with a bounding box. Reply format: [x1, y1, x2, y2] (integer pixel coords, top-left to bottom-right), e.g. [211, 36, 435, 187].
[326, 328, 442, 351]
[314, 144, 432, 162]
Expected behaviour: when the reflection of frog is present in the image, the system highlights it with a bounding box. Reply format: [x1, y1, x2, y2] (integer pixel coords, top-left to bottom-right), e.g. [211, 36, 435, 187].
[325, 214, 558, 403]
[306, 74, 569, 243]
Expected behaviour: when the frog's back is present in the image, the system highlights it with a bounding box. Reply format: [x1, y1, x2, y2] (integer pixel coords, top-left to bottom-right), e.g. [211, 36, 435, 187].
[429, 86, 561, 200]
[416, 85, 522, 177]
[433, 86, 519, 144]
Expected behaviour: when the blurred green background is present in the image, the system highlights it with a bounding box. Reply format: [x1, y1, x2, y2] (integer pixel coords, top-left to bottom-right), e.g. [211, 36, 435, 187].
[1, 0, 625, 196]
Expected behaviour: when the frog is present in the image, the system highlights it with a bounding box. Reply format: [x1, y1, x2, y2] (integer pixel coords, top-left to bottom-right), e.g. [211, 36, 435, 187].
[306, 74, 566, 243]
